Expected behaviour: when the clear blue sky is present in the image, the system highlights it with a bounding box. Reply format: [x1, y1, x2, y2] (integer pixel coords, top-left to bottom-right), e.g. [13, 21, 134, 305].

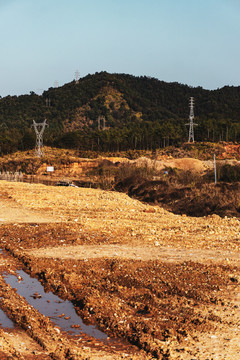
[0, 0, 239, 97]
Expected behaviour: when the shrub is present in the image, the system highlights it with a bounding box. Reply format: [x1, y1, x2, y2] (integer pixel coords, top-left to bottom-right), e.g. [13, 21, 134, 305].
[217, 164, 240, 182]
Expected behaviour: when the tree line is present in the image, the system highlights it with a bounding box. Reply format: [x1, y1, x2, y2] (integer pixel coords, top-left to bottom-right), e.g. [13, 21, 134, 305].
[0, 71, 240, 154]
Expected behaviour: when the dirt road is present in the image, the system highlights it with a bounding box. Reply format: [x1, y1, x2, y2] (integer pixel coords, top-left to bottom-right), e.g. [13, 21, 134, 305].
[26, 244, 240, 266]
[0, 181, 239, 359]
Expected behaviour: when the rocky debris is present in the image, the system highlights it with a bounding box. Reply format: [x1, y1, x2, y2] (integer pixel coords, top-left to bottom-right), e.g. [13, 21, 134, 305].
[0, 181, 240, 252]
[0, 181, 239, 359]
[1, 237, 239, 359]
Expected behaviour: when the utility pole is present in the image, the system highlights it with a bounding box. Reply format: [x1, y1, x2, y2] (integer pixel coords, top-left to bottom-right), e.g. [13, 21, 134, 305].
[185, 97, 198, 142]
[32, 119, 48, 157]
[214, 154, 217, 184]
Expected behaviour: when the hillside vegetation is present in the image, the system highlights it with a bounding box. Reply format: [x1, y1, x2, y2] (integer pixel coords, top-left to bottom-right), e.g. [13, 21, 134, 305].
[1, 72, 240, 154]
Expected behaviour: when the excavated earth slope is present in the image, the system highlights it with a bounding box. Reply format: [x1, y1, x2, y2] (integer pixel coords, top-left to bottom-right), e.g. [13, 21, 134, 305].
[0, 181, 239, 359]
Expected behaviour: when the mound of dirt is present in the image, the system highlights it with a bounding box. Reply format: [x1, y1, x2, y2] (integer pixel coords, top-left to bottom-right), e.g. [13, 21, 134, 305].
[132, 157, 209, 173]
[166, 157, 208, 172]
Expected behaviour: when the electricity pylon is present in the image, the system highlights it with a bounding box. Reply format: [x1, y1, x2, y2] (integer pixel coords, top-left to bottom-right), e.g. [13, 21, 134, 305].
[75, 70, 80, 84]
[32, 119, 48, 157]
[185, 97, 198, 142]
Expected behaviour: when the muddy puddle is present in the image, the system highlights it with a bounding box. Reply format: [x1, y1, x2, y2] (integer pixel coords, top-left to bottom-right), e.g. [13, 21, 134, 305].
[0, 249, 15, 328]
[3, 270, 108, 340]
[0, 249, 140, 355]
[0, 307, 15, 328]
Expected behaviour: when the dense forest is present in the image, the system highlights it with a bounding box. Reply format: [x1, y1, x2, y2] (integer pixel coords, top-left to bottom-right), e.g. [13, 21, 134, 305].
[0, 71, 240, 154]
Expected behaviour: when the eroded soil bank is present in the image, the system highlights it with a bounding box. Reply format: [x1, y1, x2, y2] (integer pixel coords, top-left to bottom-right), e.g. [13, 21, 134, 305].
[0, 181, 239, 359]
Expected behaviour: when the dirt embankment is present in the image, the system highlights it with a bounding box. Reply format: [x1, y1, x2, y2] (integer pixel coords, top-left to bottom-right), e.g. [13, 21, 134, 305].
[0, 181, 239, 359]
[115, 177, 240, 218]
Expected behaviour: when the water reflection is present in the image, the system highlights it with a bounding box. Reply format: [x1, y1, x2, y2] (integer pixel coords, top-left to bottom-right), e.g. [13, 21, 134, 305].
[4, 270, 107, 340]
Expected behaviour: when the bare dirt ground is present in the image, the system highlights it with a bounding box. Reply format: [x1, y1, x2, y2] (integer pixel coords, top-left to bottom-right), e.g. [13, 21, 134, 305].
[0, 180, 239, 359]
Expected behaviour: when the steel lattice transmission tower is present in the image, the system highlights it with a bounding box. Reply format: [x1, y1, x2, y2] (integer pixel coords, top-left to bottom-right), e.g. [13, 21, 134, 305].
[75, 70, 80, 84]
[185, 97, 198, 142]
[32, 119, 48, 157]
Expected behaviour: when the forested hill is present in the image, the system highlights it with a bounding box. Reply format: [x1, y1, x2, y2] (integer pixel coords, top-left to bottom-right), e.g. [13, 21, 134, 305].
[0, 71, 240, 154]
